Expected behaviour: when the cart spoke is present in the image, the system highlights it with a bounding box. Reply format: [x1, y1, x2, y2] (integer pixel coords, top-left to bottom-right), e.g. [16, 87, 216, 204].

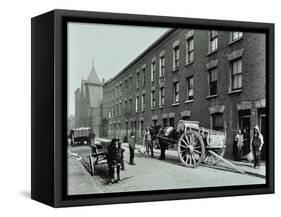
[184, 135, 190, 145]
[181, 139, 189, 147]
[182, 151, 188, 159]
[193, 149, 201, 155]
[188, 154, 192, 166]
[190, 134, 195, 145]
[179, 143, 188, 149]
[185, 153, 189, 163]
[193, 152, 199, 161]
[191, 153, 196, 164]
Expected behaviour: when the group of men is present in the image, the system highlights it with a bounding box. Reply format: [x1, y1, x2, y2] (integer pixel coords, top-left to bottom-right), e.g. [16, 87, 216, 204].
[106, 127, 158, 184]
[234, 125, 264, 168]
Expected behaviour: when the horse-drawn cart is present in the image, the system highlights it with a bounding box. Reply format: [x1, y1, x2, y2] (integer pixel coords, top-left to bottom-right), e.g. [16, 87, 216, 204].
[69, 127, 95, 146]
[88, 138, 111, 175]
[158, 120, 228, 168]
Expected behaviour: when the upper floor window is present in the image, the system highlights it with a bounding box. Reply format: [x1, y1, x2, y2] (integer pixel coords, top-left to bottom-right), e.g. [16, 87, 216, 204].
[159, 87, 165, 107]
[209, 68, 217, 96]
[119, 102, 122, 115]
[141, 94, 146, 111]
[209, 30, 218, 52]
[142, 67, 146, 87]
[119, 83, 122, 96]
[125, 79, 128, 93]
[124, 100, 127, 112]
[151, 90, 156, 108]
[231, 58, 242, 91]
[136, 96, 140, 112]
[173, 46, 180, 71]
[173, 81, 180, 103]
[151, 61, 156, 82]
[159, 56, 165, 77]
[129, 77, 132, 92]
[129, 98, 132, 111]
[186, 76, 194, 101]
[136, 71, 140, 89]
[116, 103, 119, 116]
[230, 32, 243, 42]
[116, 85, 119, 97]
[186, 36, 194, 64]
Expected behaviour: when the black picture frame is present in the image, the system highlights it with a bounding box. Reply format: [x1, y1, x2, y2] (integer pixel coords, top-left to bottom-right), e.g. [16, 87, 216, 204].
[31, 9, 274, 207]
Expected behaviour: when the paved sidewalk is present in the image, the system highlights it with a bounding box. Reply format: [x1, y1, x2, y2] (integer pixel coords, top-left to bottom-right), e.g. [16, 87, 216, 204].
[67, 154, 105, 195]
[121, 142, 266, 178]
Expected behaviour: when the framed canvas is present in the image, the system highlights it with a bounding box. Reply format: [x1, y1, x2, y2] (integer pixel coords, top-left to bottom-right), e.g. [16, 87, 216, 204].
[31, 9, 274, 207]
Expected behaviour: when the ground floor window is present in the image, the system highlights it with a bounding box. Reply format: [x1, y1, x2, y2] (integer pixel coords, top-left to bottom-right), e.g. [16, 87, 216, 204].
[212, 113, 224, 131]
[169, 118, 175, 127]
[140, 121, 144, 137]
[182, 116, 190, 120]
[163, 118, 168, 127]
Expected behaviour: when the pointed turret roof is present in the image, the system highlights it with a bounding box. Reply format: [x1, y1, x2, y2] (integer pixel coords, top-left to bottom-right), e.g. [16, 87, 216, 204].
[87, 64, 102, 85]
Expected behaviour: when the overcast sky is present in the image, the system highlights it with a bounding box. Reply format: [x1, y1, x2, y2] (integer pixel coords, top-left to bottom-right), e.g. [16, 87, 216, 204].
[67, 22, 168, 116]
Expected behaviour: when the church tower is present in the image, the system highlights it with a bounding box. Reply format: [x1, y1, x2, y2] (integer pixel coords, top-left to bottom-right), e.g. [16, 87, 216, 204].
[75, 61, 103, 137]
[84, 62, 103, 136]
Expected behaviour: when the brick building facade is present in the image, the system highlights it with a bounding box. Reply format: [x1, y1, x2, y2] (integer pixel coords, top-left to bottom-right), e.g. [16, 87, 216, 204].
[101, 28, 266, 158]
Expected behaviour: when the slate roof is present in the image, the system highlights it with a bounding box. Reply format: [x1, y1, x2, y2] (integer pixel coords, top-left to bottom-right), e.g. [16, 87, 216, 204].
[87, 65, 102, 85]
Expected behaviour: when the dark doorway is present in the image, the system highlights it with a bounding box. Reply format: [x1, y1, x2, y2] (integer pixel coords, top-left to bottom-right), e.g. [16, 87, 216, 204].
[238, 109, 251, 131]
[238, 110, 251, 158]
[240, 116, 250, 131]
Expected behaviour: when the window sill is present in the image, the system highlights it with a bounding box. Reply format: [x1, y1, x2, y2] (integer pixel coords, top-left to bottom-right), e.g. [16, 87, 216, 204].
[206, 94, 218, 99]
[206, 49, 218, 56]
[172, 68, 179, 73]
[228, 89, 242, 95]
[151, 107, 156, 111]
[172, 102, 180, 106]
[185, 62, 194, 67]
[159, 106, 165, 109]
[184, 99, 194, 104]
[228, 37, 243, 45]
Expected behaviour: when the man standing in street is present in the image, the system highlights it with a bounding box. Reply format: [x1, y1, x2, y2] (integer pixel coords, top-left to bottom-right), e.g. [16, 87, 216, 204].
[107, 138, 117, 184]
[145, 128, 154, 158]
[116, 139, 125, 181]
[129, 132, 136, 165]
[251, 126, 264, 168]
[234, 129, 244, 161]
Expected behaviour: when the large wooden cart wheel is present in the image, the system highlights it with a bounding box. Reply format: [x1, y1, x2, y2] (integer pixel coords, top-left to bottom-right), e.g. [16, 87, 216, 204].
[177, 131, 205, 168]
[203, 148, 225, 166]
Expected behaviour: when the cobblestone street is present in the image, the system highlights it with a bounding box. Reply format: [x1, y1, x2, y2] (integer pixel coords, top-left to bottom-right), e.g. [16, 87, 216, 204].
[67, 143, 265, 195]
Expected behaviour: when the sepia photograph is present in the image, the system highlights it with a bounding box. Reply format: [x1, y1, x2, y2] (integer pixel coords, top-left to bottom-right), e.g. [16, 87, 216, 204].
[66, 22, 267, 195]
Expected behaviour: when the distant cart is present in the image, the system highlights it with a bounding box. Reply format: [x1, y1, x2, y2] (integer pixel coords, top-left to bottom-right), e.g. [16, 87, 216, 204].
[158, 120, 228, 168]
[88, 138, 111, 175]
[69, 127, 95, 146]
